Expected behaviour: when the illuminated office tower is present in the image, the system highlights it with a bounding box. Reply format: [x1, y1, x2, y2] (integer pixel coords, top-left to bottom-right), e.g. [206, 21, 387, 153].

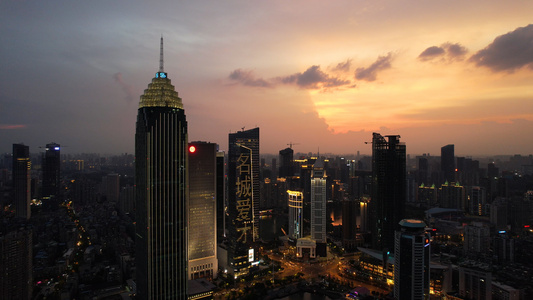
[228, 127, 260, 241]
[188, 142, 218, 280]
[288, 190, 303, 239]
[226, 128, 259, 279]
[370, 133, 406, 252]
[135, 37, 188, 299]
[394, 219, 431, 300]
[311, 158, 327, 252]
[13, 144, 31, 220]
[42, 142, 61, 199]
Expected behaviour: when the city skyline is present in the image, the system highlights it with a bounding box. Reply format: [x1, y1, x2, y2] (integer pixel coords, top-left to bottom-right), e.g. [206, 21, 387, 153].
[1, 1, 533, 156]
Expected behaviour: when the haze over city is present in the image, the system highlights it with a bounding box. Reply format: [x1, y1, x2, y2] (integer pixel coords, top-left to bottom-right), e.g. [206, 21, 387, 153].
[1, 1, 533, 155]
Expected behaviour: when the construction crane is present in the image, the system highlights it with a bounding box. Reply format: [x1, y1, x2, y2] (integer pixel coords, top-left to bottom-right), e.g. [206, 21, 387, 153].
[287, 142, 300, 149]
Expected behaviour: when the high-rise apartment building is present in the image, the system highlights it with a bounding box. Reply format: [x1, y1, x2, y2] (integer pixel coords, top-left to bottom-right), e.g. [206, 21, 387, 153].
[42, 142, 61, 199]
[311, 158, 327, 256]
[441, 144, 455, 184]
[135, 37, 188, 299]
[13, 144, 31, 220]
[188, 142, 218, 280]
[370, 133, 406, 252]
[288, 190, 303, 240]
[394, 219, 431, 300]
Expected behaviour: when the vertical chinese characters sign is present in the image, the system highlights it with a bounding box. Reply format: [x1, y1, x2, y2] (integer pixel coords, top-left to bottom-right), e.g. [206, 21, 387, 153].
[235, 146, 252, 243]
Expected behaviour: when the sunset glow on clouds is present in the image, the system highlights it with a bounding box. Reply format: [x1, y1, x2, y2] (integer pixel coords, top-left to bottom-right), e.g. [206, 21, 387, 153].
[1, 1, 532, 155]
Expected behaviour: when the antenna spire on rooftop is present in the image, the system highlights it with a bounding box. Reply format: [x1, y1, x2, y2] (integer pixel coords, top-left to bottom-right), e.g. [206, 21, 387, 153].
[159, 35, 164, 72]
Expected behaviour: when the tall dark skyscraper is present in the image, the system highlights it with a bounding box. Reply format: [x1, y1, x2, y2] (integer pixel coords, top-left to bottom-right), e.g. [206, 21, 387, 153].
[13, 144, 31, 220]
[226, 127, 259, 279]
[188, 141, 218, 280]
[441, 144, 455, 183]
[42, 142, 60, 199]
[228, 127, 260, 241]
[394, 219, 431, 300]
[370, 133, 406, 252]
[135, 37, 188, 299]
[216, 151, 225, 244]
[279, 147, 294, 178]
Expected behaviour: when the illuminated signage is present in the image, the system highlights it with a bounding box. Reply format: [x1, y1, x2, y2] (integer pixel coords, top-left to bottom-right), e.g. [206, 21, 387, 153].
[235, 147, 252, 243]
[248, 248, 254, 262]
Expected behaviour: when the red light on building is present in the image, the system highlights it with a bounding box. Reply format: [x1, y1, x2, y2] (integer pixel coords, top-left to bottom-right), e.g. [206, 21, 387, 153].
[189, 145, 196, 153]
[525, 225, 530, 228]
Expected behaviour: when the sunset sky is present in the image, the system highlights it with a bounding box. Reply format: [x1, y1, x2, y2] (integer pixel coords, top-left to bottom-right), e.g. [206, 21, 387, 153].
[1, 1, 533, 156]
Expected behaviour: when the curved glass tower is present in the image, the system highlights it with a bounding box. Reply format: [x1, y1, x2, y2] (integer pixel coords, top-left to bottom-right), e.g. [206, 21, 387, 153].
[135, 37, 188, 299]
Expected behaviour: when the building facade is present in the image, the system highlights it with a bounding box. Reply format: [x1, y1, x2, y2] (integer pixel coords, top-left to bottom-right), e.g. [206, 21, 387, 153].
[311, 159, 327, 245]
[188, 142, 218, 280]
[370, 133, 406, 252]
[226, 128, 259, 278]
[441, 144, 455, 184]
[13, 144, 31, 220]
[42, 142, 61, 199]
[288, 190, 303, 240]
[135, 37, 188, 299]
[394, 219, 431, 300]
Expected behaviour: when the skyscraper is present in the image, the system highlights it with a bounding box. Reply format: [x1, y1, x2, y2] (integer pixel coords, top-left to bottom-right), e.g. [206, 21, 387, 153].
[188, 141, 218, 280]
[42, 142, 60, 199]
[441, 144, 455, 184]
[394, 219, 431, 300]
[226, 127, 259, 278]
[216, 151, 225, 244]
[288, 190, 303, 240]
[370, 133, 406, 252]
[228, 128, 260, 241]
[311, 158, 327, 256]
[279, 147, 294, 178]
[13, 144, 31, 220]
[135, 37, 188, 299]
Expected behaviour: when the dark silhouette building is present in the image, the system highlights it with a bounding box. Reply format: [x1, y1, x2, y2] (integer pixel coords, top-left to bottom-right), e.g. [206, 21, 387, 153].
[216, 151, 225, 244]
[394, 219, 431, 300]
[13, 144, 31, 220]
[42, 142, 61, 199]
[370, 133, 406, 252]
[0, 224, 33, 300]
[135, 37, 188, 299]
[441, 144, 455, 184]
[279, 147, 294, 178]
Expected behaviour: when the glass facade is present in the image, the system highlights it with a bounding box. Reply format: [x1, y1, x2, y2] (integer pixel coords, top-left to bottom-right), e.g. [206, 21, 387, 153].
[135, 65, 188, 299]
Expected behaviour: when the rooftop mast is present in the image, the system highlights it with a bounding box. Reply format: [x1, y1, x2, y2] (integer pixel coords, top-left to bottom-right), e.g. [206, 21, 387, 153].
[159, 35, 164, 72]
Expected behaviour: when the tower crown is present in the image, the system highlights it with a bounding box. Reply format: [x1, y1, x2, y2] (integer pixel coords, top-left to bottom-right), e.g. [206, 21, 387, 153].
[139, 36, 183, 109]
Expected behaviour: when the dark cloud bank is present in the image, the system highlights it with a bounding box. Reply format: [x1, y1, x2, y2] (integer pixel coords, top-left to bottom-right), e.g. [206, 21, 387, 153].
[470, 24, 533, 72]
[419, 24, 533, 73]
[355, 53, 393, 81]
[418, 43, 468, 61]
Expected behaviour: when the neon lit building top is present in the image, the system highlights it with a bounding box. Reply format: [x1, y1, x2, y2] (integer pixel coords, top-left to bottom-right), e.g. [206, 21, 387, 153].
[139, 36, 184, 109]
